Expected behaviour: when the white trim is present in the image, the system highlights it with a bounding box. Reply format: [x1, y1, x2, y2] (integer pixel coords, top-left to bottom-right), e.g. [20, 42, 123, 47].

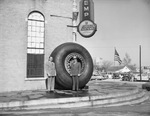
[25, 77, 47, 81]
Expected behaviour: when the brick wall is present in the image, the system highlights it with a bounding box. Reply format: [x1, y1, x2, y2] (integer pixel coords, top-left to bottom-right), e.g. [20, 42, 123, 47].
[0, 0, 72, 92]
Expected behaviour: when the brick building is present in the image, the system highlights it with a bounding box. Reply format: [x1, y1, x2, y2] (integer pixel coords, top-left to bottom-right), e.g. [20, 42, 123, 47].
[0, 0, 73, 92]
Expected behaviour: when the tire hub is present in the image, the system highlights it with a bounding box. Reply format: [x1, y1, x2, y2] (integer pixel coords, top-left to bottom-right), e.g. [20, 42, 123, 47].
[64, 53, 85, 74]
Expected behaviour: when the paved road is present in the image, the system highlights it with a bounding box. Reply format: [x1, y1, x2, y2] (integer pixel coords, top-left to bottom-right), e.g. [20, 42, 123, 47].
[1, 91, 150, 116]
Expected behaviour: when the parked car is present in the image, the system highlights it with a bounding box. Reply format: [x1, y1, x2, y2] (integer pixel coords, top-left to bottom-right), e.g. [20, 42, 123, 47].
[112, 73, 120, 79]
[93, 70, 100, 76]
[122, 73, 135, 81]
[101, 72, 109, 80]
[90, 75, 104, 80]
[91, 72, 107, 81]
[122, 73, 131, 81]
[134, 73, 149, 81]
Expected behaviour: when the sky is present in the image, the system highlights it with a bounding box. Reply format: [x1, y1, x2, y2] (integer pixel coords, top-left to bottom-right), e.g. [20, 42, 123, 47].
[76, 0, 150, 66]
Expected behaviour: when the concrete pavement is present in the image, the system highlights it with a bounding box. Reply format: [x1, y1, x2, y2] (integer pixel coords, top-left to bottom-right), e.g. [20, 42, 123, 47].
[0, 79, 149, 110]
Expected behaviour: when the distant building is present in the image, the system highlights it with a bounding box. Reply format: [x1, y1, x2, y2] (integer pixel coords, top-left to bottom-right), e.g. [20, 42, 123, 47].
[0, 0, 72, 92]
[107, 65, 137, 73]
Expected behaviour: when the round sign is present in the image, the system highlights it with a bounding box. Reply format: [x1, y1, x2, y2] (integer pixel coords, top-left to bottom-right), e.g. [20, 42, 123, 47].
[77, 20, 97, 38]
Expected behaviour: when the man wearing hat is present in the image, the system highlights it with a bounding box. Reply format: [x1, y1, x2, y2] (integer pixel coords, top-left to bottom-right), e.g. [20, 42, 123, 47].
[70, 56, 81, 91]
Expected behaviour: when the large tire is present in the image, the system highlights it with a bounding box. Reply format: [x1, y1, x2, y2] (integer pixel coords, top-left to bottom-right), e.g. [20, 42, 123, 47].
[51, 42, 93, 90]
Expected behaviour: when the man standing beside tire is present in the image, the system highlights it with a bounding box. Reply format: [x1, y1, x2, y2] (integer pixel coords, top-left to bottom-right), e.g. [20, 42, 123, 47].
[45, 56, 56, 92]
[70, 56, 81, 91]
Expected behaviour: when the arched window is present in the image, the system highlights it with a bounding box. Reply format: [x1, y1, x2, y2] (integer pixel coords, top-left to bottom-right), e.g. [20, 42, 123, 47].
[27, 11, 45, 78]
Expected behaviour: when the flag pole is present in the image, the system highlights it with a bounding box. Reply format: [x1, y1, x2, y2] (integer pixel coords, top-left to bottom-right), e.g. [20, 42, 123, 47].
[114, 47, 116, 66]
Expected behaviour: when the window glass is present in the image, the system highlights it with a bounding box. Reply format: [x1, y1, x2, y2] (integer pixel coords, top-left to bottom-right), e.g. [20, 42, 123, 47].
[27, 12, 45, 78]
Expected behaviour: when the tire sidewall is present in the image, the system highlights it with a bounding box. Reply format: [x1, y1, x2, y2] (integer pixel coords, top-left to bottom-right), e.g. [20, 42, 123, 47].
[51, 42, 93, 90]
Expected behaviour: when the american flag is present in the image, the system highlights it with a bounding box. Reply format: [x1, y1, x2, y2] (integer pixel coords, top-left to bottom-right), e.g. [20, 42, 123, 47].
[114, 48, 122, 64]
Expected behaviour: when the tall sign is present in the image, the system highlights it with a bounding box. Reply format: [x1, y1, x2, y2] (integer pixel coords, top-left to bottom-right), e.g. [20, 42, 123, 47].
[79, 0, 94, 22]
[77, 0, 97, 38]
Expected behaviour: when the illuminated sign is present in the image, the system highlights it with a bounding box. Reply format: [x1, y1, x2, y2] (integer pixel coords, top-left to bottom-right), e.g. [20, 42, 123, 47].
[78, 0, 97, 38]
[77, 20, 97, 38]
[79, 0, 94, 22]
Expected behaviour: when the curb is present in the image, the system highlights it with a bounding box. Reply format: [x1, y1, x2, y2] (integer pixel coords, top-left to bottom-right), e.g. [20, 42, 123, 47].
[0, 88, 149, 110]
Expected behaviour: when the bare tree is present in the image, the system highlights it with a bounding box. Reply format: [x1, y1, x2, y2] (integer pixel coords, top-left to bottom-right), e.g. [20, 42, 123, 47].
[123, 53, 131, 65]
[101, 60, 113, 72]
[93, 58, 102, 75]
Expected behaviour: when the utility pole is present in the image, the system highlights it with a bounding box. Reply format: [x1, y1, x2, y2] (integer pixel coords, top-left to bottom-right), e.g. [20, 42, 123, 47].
[139, 45, 142, 80]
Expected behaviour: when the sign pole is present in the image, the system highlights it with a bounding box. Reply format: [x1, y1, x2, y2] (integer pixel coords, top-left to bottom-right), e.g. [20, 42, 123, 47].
[72, 0, 78, 42]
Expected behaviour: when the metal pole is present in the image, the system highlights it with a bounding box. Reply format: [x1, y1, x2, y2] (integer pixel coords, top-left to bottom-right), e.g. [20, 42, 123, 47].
[139, 45, 142, 80]
[72, 0, 77, 42]
[114, 47, 116, 66]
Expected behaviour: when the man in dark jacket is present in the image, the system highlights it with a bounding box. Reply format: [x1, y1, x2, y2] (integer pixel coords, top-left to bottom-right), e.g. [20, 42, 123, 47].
[70, 56, 81, 91]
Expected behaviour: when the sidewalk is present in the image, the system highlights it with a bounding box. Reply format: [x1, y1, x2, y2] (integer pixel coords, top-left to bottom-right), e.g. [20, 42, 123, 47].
[0, 79, 141, 102]
[0, 79, 149, 110]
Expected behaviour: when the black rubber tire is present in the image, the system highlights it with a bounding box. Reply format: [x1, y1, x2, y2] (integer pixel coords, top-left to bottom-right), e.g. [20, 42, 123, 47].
[50, 42, 93, 90]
